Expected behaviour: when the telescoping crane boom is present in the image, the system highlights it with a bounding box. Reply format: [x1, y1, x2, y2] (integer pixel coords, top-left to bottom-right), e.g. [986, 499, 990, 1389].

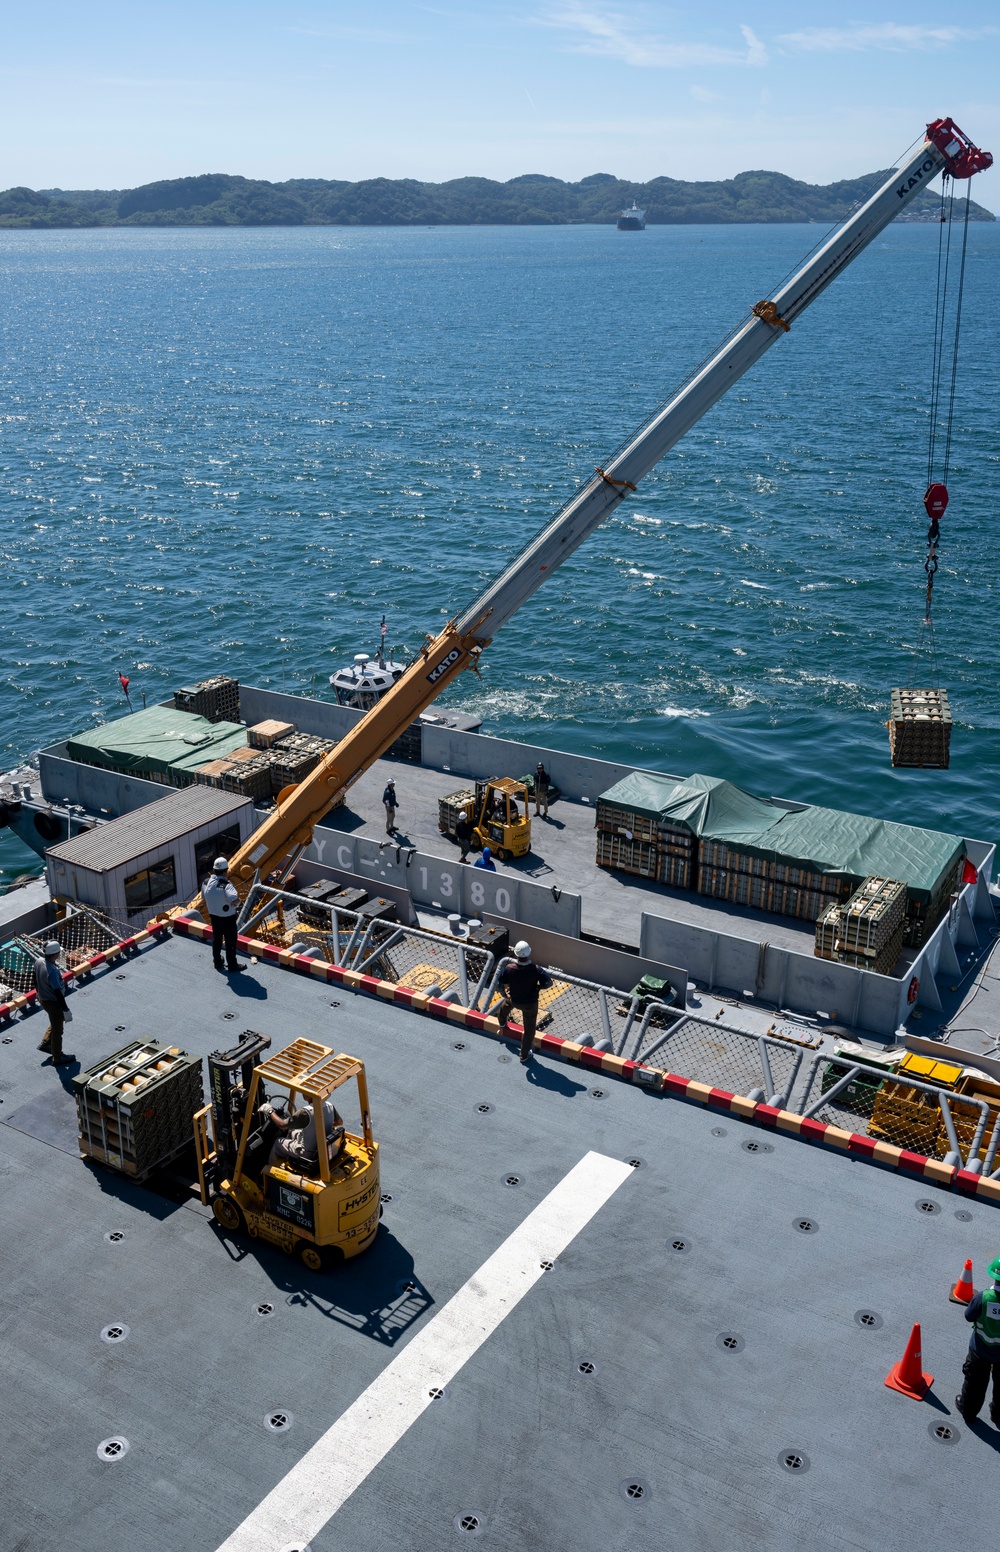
[209, 118, 990, 898]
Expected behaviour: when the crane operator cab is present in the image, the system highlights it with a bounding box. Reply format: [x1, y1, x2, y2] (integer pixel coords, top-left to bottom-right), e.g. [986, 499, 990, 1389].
[193, 1031, 380, 1270]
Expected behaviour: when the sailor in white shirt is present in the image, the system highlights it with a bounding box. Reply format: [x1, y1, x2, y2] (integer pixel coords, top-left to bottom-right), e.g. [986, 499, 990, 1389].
[202, 857, 244, 972]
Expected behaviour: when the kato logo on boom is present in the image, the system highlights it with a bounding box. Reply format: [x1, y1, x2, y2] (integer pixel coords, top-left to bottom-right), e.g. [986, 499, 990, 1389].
[427, 648, 462, 684]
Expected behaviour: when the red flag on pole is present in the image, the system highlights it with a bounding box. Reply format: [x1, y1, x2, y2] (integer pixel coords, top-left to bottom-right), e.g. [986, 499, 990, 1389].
[119, 673, 131, 696]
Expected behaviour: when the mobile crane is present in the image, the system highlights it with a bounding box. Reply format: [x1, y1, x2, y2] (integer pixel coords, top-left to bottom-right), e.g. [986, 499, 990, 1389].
[187, 119, 990, 909]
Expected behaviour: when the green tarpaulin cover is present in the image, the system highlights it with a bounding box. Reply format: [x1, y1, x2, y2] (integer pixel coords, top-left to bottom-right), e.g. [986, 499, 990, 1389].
[598, 770, 963, 901]
[67, 706, 247, 782]
[600, 771, 777, 842]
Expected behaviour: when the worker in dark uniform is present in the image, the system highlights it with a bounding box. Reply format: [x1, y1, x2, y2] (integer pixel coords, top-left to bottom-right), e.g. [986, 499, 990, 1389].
[956, 1255, 1000, 1424]
[383, 778, 399, 835]
[34, 940, 74, 1066]
[534, 761, 551, 817]
[266, 1095, 345, 1172]
[455, 809, 473, 864]
[203, 857, 244, 973]
[496, 940, 552, 1064]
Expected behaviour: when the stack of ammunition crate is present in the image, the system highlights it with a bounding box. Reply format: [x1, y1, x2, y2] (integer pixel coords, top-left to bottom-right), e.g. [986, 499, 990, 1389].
[697, 839, 849, 920]
[595, 794, 696, 887]
[814, 875, 906, 974]
[173, 675, 241, 724]
[248, 719, 296, 749]
[296, 878, 349, 926]
[869, 1052, 966, 1159]
[904, 854, 963, 948]
[196, 748, 274, 804]
[74, 1038, 204, 1179]
[439, 789, 476, 838]
[388, 722, 422, 764]
[888, 687, 952, 769]
[267, 732, 332, 796]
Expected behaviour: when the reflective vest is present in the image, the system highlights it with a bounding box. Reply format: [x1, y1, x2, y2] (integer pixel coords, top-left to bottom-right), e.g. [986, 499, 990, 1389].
[973, 1285, 1000, 1350]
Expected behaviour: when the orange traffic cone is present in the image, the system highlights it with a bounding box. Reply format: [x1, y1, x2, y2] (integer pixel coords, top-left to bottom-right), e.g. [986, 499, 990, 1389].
[950, 1258, 974, 1305]
[884, 1323, 933, 1400]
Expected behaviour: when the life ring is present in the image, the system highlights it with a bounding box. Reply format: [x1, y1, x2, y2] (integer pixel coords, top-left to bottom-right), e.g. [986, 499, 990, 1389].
[907, 976, 920, 1005]
[34, 811, 62, 842]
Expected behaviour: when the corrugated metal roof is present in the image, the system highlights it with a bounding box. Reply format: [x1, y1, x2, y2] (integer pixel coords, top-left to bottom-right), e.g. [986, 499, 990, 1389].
[46, 788, 252, 872]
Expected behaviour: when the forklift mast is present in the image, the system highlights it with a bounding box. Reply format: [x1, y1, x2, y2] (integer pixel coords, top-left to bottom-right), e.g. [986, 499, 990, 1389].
[207, 1029, 272, 1180]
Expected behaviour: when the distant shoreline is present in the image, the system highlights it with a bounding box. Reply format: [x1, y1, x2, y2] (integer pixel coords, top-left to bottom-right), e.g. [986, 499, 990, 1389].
[2, 169, 994, 229]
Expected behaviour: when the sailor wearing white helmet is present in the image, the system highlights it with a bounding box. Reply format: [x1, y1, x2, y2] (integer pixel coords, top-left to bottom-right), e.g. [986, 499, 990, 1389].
[455, 809, 473, 863]
[202, 857, 244, 973]
[34, 939, 74, 1066]
[496, 940, 553, 1065]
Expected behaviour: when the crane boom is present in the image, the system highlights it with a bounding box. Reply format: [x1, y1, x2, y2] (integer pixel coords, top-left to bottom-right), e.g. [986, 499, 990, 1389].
[213, 119, 990, 892]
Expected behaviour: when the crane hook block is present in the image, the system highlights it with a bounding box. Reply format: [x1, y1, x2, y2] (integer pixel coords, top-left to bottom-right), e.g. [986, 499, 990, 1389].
[923, 483, 949, 520]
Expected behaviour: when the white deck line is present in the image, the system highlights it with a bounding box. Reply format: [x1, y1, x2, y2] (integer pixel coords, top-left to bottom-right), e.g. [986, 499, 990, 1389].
[214, 1150, 634, 1552]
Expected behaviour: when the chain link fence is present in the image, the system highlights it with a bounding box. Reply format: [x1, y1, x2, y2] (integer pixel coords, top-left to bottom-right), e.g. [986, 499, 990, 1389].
[631, 1013, 806, 1106]
[797, 1053, 1000, 1173]
[1, 905, 133, 1002]
[479, 968, 642, 1054]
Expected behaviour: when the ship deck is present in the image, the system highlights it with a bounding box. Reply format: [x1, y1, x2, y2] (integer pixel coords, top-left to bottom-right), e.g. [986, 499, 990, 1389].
[326, 754, 826, 956]
[2, 930, 998, 1552]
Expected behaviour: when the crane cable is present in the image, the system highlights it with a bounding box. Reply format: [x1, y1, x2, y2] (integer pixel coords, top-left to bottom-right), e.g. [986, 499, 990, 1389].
[921, 174, 972, 641]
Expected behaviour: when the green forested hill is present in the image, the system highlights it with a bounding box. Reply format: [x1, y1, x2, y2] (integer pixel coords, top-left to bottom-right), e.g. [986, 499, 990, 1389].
[0, 169, 993, 228]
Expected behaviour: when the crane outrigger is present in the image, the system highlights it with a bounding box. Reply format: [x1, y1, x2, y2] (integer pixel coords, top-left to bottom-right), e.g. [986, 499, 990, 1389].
[181, 118, 990, 911]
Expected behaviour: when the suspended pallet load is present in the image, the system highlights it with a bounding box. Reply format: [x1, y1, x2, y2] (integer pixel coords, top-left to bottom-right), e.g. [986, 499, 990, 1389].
[888, 688, 952, 769]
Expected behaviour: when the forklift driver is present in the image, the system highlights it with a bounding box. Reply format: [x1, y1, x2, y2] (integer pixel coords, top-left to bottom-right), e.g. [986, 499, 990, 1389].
[264, 1095, 346, 1174]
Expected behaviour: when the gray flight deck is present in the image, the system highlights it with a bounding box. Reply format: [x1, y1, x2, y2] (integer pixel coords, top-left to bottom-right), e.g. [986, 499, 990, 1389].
[1, 930, 998, 1552]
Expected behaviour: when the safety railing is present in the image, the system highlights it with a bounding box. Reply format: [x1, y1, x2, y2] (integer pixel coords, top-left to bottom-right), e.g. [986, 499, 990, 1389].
[796, 1054, 1000, 1175]
[234, 885, 496, 1008]
[631, 1012, 806, 1108]
[1, 905, 133, 1002]
[476, 961, 648, 1054]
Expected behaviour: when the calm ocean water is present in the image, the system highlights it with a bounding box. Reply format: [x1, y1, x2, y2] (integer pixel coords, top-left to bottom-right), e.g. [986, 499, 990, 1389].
[1, 221, 998, 884]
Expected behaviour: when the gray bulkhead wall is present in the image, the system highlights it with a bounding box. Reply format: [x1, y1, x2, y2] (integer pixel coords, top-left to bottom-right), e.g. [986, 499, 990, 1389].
[303, 827, 583, 937]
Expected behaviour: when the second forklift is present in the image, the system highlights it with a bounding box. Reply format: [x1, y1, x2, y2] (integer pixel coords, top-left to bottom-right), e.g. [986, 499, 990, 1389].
[439, 776, 531, 862]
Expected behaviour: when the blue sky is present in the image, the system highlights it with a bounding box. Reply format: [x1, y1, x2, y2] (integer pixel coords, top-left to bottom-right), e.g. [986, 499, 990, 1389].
[1, 2, 997, 209]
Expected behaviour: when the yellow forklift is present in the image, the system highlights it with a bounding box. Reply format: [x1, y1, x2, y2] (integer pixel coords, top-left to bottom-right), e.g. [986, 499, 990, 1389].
[472, 777, 531, 861]
[194, 1030, 380, 1269]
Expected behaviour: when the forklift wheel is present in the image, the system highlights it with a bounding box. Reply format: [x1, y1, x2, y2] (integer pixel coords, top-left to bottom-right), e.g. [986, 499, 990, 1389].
[493, 848, 506, 863]
[212, 1195, 246, 1235]
[297, 1242, 326, 1273]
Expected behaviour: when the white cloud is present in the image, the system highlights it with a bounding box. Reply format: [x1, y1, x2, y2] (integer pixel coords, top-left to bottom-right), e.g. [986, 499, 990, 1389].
[778, 22, 992, 53]
[541, 6, 769, 68]
[740, 25, 768, 67]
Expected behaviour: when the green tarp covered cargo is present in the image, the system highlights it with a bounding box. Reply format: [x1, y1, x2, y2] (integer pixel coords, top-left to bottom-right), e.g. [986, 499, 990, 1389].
[755, 805, 963, 906]
[597, 769, 964, 903]
[599, 771, 780, 844]
[66, 707, 248, 786]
